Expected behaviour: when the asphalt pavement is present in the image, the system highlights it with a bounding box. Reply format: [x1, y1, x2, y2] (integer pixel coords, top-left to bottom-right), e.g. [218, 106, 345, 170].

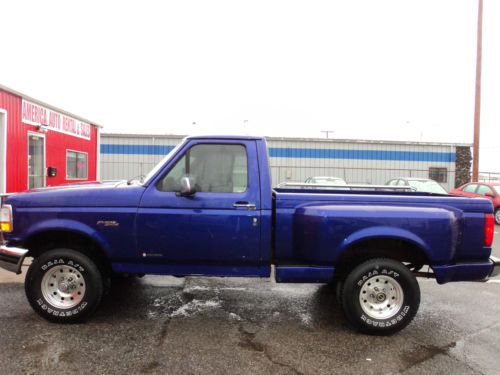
[1, 228, 500, 375]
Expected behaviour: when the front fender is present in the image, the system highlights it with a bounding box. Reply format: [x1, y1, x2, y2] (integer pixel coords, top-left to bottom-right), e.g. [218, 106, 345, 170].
[23, 219, 112, 254]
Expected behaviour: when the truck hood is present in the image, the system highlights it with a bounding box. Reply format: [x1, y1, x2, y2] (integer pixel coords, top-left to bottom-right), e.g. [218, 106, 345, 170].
[5, 181, 146, 208]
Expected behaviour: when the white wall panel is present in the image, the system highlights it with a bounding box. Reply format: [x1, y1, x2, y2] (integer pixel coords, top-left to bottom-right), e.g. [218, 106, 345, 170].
[101, 134, 463, 190]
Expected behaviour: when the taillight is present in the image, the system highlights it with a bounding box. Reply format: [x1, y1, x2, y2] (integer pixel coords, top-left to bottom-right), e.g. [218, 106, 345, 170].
[484, 213, 494, 247]
[0, 204, 13, 233]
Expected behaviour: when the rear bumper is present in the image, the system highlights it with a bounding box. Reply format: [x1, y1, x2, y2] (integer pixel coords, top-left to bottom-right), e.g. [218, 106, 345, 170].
[489, 256, 500, 278]
[432, 257, 500, 284]
[0, 243, 28, 274]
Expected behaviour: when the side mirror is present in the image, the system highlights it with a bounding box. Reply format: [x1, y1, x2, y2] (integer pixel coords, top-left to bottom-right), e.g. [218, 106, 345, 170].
[178, 176, 196, 197]
[485, 192, 495, 198]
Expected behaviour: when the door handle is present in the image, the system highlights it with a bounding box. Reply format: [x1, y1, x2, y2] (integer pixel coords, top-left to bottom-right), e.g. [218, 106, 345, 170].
[233, 201, 257, 210]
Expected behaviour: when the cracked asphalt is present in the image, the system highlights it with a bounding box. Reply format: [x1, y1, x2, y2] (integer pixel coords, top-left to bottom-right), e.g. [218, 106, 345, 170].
[1, 230, 500, 375]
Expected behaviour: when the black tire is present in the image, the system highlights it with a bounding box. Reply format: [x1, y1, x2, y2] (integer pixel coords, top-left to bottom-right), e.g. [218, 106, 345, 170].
[341, 258, 420, 335]
[25, 248, 104, 323]
[335, 278, 344, 307]
[495, 208, 500, 225]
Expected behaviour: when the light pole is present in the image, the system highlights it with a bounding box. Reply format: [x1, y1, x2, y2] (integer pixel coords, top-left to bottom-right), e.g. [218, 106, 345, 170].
[472, 0, 483, 182]
[321, 130, 335, 139]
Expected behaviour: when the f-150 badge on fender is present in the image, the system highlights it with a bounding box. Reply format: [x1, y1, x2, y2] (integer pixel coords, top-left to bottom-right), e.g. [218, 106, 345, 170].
[96, 220, 119, 227]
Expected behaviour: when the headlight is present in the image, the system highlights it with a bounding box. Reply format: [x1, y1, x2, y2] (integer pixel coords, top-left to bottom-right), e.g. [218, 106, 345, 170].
[0, 204, 13, 232]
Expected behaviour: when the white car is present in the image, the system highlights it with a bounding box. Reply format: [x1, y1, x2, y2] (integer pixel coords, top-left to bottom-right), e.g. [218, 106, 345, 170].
[304, 176, 348, 189]
[386, 178, 447, 194]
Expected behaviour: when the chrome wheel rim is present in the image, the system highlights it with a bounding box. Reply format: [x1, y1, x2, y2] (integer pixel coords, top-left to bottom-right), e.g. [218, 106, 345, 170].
[41, 265, 86, 309]
[495, 210, 500, 224]
[359, 275, 403, 320]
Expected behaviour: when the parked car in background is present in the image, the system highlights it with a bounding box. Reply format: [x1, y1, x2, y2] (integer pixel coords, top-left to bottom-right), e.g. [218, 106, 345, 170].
[450, 182, 500, 224]
[386, 178, 448, 194]
[305, 176, 347, 187]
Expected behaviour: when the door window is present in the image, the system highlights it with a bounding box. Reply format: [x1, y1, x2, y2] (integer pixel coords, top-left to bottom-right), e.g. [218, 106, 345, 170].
[463, 184, 478, 193]
[157, 144, 248, 193]
[28, 134, 45, 189]
[476, 185, 494, 196]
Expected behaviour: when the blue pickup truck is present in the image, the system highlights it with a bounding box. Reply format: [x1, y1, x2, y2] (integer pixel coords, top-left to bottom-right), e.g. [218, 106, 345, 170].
[1, 136, 499, 335]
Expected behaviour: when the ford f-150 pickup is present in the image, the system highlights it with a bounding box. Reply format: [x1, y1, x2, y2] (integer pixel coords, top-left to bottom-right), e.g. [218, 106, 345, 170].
[1, 135, 499, 335]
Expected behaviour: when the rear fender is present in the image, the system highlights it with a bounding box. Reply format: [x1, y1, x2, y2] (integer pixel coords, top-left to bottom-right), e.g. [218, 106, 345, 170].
[338, 226, 431, 259]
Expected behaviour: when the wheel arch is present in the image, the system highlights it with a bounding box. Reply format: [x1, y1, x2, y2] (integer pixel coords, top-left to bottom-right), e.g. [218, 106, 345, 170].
[24, 229, 112, 276]
[335, 235, 430, 279]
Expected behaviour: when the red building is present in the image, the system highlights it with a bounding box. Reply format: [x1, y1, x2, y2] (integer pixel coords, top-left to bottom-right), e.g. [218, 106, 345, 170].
[0, 85, 101, 193]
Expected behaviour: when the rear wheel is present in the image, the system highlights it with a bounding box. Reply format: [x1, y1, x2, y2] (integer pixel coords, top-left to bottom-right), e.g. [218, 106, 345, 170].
[25, 248, 104, 323]
[341, 258, 420, 335]
[495, 208, 500, 225]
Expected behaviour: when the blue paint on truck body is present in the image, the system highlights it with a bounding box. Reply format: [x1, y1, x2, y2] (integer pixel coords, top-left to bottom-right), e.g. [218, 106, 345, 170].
[4, 136, 494, 284]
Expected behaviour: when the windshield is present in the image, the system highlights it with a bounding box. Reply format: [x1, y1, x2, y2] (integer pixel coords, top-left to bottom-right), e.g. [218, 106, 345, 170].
[407, 180, 447, 194]
[142, 141, 185, 184]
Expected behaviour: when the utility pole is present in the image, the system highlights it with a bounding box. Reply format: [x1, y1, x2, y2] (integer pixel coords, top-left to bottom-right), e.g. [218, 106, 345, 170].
[472, 0, 483, 181]
[321, 130, 335, 139]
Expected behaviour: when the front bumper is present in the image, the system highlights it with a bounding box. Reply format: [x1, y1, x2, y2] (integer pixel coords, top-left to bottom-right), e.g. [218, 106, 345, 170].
[0, 243, 28, 274]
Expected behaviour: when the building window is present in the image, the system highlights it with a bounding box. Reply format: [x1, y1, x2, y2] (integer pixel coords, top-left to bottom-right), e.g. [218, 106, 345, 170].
[429, 167, 447, 183]
[67, 150, 88, 179]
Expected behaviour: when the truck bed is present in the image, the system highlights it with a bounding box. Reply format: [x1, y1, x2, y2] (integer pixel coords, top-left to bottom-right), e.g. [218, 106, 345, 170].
[273, 188, 493, 283]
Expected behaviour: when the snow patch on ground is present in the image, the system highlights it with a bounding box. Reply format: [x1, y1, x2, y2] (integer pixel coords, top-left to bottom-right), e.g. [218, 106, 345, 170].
[184, 286, 212, 291]
[184, 286, 247, 292]
[170, 299, 221, 318]
[299, 312, 312, 326]
[270, 284, 319, 295]
[229, 312, 242, 321]
[141, 275, 185, 287]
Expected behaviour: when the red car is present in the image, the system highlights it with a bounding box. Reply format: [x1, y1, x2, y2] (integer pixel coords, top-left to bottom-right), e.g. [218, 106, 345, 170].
[449, 182, 500, 224]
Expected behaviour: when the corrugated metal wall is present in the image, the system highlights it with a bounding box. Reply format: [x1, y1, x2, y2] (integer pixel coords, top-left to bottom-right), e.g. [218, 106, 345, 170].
[100, 134, 183, 181]
[0, 89, 25, 192]
[100, 134, 462, 190]
[266, 138, 457, 190]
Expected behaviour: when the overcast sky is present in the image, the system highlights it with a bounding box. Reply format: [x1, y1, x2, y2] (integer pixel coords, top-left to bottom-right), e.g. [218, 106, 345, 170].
[1, 0, 499, 171]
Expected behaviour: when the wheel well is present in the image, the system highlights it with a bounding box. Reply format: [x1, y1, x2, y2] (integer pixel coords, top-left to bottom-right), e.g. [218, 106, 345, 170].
[335, 238, 429, 279]
[25, 230, 112, 276]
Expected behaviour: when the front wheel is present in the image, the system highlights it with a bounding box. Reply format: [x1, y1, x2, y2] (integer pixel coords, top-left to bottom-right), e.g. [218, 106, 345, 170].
[495, 208, 500, 225]
[341, 258, 420, 335]
[25, 248, 104, 323]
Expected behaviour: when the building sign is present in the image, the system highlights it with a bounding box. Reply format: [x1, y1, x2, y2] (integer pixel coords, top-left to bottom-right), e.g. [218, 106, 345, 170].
[21, 99, 91, 140]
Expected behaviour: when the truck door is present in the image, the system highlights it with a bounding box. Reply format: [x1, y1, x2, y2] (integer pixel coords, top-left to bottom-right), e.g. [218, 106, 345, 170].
[136, 139, 262, 276]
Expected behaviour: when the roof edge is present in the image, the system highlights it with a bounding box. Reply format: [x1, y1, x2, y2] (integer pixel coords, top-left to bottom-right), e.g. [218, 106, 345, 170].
[101, 132, 471, 147]
[0, 83, 103, 128]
